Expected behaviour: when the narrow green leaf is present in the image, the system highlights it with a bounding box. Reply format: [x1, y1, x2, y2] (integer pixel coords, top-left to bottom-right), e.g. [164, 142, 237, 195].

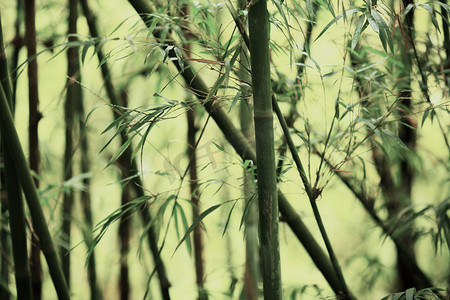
[173, 204, 222, 253]
[222, 200, 238, 236]
[228, 90, 241, 113]
[405, 287, 416, 300]
[315, 8, 364, 41]
[420, 4, 440, 32]
[351, 14, 366, 50]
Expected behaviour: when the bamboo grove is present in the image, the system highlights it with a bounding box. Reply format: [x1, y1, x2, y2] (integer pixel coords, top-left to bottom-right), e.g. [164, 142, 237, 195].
[0, 0, 449, 299]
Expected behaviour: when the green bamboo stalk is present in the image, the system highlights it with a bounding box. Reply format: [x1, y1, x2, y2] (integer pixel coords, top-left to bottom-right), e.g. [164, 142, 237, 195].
[0, 198, 10, 300]
[0, 17, 12, 299]
[0, 82, 70, 300]
[248, 1, 282, 298]
[80, 1, 171, 298]
[237, 0, 259, 298]
[127, 0, 346, 295]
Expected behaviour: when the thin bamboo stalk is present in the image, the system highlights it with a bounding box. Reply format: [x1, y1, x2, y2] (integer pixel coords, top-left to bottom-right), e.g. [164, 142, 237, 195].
[1, 13, 34, 300]
[60, 0, 81, 288]
[10, 0, 24, 111]
[117, 89, 132, 300]
[79, 1, 171, 298]
[237, 1, 259, 298]
[0, 77, 70, 300]
[24, 0, 43, 297]
[76, 48, 100, 300]
[0, 18, 12, 299]
[179, 4, 207, 298]
[272, 96, 352, 299]
[127, 0, 344, 294]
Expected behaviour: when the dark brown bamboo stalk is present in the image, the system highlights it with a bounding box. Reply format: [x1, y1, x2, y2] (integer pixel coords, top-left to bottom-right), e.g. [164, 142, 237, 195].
[0, 79, 71, 300]
[76, 56, 100, 300]
[1, 17, 33, 299]
[179, 4, 207, 299]
[80, 1, 171, 298]
[24, 0, 43, 297]
[10, 0, 25, 108]
[349, 34, 432, 290]
[117, 89, 132, 300]
[61, 0, 81, 288]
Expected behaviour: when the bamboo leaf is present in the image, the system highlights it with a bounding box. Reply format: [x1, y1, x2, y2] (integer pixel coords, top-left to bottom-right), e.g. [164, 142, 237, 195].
[405, 287, 415, 300]
[222, 200, 238, 236]
[173, 204, 222, 254]
[351, 14, 366, 50]
[420, 4, 440, 32]
[315, 8, 364, 41]
[228, 90, 241, 113]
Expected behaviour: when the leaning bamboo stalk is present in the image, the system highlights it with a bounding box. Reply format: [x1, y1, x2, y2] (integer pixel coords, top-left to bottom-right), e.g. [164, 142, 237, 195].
[80, 1, 171, 298]
[0, 83, 70, 300]
[248, 0, 282, 298]
[127, 0, 344, 295]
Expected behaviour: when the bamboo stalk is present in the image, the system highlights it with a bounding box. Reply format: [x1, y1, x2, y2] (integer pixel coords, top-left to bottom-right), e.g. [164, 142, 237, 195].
[76, 47, 100, 300]
[178, 4, 207, 298]
[127, 0, 345, 294]
[117, 89, 132, 300]
[24, 0, 43, 297]
[1, 13, 34, 300]
[0, 79, 70, 300]
[79, 1, 171, 298]
[237, 0, 259, 298]
[248, 1, 282, 298]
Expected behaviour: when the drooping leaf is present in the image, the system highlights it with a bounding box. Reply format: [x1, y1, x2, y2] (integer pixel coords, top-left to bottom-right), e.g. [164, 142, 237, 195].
[173, 204, 222, 254]
[315, 8, 364, 41]
[352, 14, 367, 50]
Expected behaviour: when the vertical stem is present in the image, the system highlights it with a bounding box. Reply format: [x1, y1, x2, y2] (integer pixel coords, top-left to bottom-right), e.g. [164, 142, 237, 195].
[76, 48, 100, 300]
[0, 82, 70, 300]
[236, 0, 260, 298]
[117, 90, 132, 300]
[1, 21, 33, 297]
[61, 0, 80, 288]
[24, 0, 43, 297]
[11, 0, 24, 109]
[80, 1, 171, 298]
[440, 0, 450, 88]
[179, 3, 207, 299]
[248, 1, 282, 299]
